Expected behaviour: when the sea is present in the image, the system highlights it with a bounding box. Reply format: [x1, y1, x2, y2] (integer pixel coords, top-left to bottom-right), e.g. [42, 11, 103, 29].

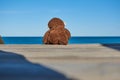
[2, 37, 120, 44]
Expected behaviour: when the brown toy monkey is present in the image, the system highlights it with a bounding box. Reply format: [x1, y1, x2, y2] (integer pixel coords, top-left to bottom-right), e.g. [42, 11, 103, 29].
[43, 18, 71, 45]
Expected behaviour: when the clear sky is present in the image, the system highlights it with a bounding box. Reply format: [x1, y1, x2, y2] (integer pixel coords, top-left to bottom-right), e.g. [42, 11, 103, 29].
[0, 0, 120, 36]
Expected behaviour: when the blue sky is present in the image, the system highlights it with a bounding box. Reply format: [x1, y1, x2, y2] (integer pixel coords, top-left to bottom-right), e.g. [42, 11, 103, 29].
[0, 0, 120, 36]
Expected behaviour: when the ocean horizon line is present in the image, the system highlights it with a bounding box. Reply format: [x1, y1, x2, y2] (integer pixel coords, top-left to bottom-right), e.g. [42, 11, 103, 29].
[2, 36, 120, 38]
[2, 37, 120, 44]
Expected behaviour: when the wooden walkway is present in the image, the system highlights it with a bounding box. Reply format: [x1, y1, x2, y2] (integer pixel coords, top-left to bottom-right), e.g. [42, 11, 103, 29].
[0, 44, 120, 80]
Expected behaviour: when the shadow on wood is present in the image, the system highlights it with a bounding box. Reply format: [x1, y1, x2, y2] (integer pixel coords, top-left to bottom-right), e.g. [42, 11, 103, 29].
[0, 50, 74, 80]
[101, 44, 120, 51]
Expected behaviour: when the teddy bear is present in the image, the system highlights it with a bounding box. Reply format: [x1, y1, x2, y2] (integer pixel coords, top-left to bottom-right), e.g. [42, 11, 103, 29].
[43, 18, 71, 45]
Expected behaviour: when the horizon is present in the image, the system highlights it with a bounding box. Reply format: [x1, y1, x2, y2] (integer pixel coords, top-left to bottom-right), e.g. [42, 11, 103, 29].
[0, 0, 120, 36]
[2, 35, 120, 37]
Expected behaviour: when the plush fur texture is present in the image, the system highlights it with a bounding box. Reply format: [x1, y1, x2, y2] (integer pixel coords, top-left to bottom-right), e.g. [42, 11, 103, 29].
[43, 18, 71, 45]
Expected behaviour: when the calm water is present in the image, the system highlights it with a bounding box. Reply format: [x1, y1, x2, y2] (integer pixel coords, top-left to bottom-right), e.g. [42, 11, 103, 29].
[2, 37, 120, 44]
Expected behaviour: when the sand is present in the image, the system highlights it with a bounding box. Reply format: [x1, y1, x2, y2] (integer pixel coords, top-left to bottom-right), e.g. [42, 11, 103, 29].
[0, 44, 120, 80]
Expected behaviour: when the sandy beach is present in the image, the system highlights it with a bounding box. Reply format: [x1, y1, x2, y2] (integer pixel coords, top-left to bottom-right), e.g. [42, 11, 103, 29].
[0, 44, 120, 80]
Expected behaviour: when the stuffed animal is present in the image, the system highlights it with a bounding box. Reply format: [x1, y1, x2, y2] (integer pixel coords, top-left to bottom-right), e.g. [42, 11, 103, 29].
[43, 18, 71, 45]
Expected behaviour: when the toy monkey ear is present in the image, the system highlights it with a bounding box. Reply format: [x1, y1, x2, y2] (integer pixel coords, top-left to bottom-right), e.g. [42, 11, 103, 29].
[64, 22, 66, 26]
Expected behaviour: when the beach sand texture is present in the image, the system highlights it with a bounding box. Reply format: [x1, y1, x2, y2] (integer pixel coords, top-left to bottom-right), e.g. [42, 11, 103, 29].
[0, 44, 120, 80]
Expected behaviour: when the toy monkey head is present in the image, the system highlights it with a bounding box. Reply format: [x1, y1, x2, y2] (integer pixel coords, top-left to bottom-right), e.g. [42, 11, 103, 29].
[48, 18, 65, 29]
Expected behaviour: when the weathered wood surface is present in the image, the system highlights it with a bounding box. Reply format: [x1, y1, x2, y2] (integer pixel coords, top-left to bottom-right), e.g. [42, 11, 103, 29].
[0, 44, 120, 80]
